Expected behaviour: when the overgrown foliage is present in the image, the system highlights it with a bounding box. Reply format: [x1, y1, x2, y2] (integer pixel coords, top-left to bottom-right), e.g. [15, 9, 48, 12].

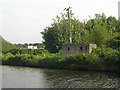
[62, 48, 120, 70]
[106, 35, 120, 51]
[41, 11, 119, 53]
[1, 10, 120, 71]
[0, 36, 16, 53]
[4, 48, 49, 55]
[2, 49, 62, 68]
[1, 47, 120, 71]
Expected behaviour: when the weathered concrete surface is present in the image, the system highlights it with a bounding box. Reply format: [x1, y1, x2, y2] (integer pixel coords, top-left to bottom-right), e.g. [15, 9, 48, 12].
[62, 44, 97, 58]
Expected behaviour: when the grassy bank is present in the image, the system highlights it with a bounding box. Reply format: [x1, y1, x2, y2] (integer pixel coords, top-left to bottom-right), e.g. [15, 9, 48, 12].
[1, 48, 120, 71]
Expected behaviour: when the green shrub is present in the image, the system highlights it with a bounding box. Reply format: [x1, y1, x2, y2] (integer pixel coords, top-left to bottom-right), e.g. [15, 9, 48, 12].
[2, 47, 120, 71]
[37, 53, 62, 68]
[64, 53, 100, 65]
[92, 47, 120, 67]
[2, 53, 15, 64]
[106, 35, 120, 51]
[4, 48, 49, 55]
[5, 48, 22, 55]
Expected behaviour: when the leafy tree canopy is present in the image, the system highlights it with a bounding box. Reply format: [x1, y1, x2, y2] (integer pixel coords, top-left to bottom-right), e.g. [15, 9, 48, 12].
[41, 10, 119, 53]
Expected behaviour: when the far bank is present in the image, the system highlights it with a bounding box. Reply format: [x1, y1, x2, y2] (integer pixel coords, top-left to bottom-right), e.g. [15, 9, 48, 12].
[1, 48, 120, 71]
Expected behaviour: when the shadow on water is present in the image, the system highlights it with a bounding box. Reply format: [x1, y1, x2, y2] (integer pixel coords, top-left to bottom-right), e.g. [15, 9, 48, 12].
[2, 65, 119, 88]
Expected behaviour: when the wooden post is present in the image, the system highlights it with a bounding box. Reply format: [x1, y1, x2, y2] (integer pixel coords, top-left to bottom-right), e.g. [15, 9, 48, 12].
[65, 7, 72, 43]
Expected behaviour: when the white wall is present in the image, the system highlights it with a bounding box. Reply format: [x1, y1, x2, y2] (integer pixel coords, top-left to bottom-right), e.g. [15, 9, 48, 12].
[28, 46, 37, 49]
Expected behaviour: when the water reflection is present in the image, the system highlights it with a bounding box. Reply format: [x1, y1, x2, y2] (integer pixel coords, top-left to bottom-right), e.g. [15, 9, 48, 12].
[2, 66, 49, 88]
[43, 70, 119, 88]
[2, 65, 119, 88]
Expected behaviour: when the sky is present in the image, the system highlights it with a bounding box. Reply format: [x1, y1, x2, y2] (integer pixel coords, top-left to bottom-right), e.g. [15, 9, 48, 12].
[0, 0, 119, 44]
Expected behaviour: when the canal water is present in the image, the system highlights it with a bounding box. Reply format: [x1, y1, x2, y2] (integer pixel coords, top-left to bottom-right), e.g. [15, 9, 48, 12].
[1, 65, 119, 88]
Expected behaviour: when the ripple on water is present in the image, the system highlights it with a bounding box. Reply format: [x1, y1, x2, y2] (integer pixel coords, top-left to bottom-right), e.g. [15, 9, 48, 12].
[2, 65, 119, 88]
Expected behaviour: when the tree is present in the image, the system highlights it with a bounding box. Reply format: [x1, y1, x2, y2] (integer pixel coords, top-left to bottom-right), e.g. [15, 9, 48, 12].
[41, 26, 60, 53]
[22, 43, 28, 48]
[107, 16, 118, 35]
[41, 10, 88, 52]
[106, 34, 120, 51]
[41, 10, 119, 52]
[89, 25, 109, 47]
[85, 13, 107, 31]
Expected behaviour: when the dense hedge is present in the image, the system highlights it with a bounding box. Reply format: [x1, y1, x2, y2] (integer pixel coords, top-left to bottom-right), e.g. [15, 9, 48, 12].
[63, 48, 120, 70]
[1, 48, 120, 71]
[2, 51, 62, 68]
[92, 48, 120, 66]
[106, 35, 120, 51]
[4, 48, 49, 55]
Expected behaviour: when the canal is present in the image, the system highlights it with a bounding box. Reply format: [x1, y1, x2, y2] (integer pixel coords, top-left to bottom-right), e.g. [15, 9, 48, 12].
[1, 65, 119, 88]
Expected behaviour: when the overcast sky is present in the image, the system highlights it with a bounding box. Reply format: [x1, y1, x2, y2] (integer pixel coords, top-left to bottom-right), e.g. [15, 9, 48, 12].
[0, 0, 119, 44]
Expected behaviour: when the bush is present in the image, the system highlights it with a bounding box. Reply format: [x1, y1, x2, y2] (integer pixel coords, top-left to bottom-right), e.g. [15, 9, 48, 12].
[61, 47, 120, 70]
[38, 53, 62, 68]
[92, 47, 120, 67]
[4, 48, 49, 55]
[2, 53, 15, 64]
[106, 35, 120, 51]
[2, 47, 119, 71]
[2, 52, 62, 69]
[5, 48, 22, 55]
[62, 53, 101, 70]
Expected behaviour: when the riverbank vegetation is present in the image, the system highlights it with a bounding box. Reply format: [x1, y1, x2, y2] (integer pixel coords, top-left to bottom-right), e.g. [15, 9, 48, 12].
[0, 36, 16, 53]
[1, 47, 120, 71]
[41, 11, 120, 53]
[1, 10, 120, 71]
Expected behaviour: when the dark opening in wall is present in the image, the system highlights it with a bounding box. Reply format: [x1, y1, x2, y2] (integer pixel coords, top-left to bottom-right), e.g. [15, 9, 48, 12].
[80, 47, 83, 50]
[67, 47, 70, 50]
